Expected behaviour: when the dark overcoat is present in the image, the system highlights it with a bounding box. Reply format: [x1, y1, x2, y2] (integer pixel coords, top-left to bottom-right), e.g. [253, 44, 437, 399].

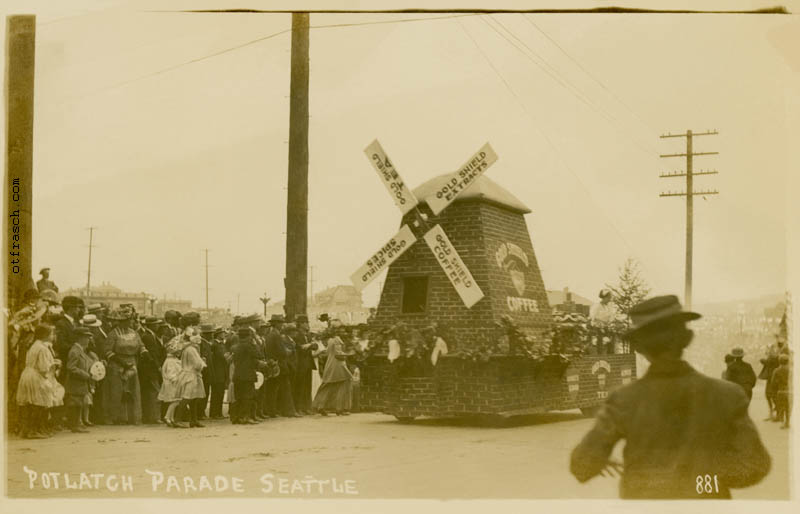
[726, 360, 757, 399]
[570, 359, 770, 499]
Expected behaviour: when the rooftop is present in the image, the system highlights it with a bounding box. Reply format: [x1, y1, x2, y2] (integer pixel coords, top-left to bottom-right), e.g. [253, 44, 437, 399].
[413, 174, 531, 214]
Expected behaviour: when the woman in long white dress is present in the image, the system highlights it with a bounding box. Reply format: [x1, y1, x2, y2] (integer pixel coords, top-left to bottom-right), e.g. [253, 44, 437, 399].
[16, 324, 57, 438]
[175, 334, 206, 428]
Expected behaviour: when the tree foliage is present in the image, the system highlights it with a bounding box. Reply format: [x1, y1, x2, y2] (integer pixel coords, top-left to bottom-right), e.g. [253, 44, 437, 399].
[606, 258, 651, 319]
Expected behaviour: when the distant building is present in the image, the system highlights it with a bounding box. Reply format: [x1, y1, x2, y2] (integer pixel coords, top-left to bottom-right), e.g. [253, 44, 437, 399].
[64, 282, 152, 314]
[547, 287, 591, 316]
[62, 282, 193, 317]
[266, 285, 369, 325]
[154, 299, 193, 317]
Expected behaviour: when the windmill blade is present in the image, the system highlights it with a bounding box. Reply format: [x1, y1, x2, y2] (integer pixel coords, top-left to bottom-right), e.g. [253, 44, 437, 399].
[364, 140, 419, 215]
[426, 142, 498, 216]
[350, 224, 418, 292]
[423, 224, 484, 308]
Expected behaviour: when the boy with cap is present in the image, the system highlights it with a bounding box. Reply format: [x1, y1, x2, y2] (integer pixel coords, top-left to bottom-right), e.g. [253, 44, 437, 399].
[571, 295, 770, 499]
[770, 355, 792, 429]
[65, 328, 95, 433]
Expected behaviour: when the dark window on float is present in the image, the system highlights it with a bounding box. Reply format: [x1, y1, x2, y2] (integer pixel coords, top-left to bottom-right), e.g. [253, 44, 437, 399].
[401, 276, 429, 313]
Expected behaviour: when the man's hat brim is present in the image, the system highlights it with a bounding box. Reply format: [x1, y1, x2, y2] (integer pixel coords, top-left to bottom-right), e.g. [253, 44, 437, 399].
[624, 311, 701, 339]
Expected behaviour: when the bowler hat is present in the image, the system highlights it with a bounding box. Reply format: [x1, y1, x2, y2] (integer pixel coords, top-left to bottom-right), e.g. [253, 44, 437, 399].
[73, 327, 93, 339]
[270, 314, 286, 324]
[199, 323, 216, 334]
[107, 308, 131, 321]
[296, 315, 309, 323]
[625, 295, 700, 337]
[61, 296, 84, 309]
[241, 313, 261, 325]
[237, 327, 253, 338]
[731, 347, 744, 358]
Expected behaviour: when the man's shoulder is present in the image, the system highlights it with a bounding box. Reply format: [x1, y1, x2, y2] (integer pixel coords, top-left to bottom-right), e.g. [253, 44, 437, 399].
[613, 367, 744, 401]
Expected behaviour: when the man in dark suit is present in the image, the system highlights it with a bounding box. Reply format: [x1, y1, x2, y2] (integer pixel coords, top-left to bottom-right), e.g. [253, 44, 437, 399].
[231, 327, 266, 425]
[292, 315, 317, 415]
[198, 324, 217, 420]
[571, 295, 770, 499]
[208, 328, 230, 419]
[725, 347, 757, 404]
[139, 317, 166, 424]
[54, 296, 84, 382]
[263, 315, 286, 417]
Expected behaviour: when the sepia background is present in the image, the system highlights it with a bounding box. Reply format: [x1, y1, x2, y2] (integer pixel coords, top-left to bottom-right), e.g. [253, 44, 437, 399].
[2, 0, 799, 512]
[0, 0, 797, 314]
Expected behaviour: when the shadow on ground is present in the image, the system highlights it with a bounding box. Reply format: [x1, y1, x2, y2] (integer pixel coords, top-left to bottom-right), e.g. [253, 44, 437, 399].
[365, 410, 587, 428]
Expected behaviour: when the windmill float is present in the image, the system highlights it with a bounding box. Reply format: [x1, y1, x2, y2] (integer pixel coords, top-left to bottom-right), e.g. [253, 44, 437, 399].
[350, 140, 498, 309]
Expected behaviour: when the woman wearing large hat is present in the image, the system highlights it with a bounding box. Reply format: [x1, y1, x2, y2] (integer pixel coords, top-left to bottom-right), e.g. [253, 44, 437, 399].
[102, 308, 147, 425]
[312, 323, 354, 416]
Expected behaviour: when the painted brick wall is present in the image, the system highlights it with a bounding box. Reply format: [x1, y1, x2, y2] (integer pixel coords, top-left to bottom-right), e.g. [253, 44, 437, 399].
[359, 353, 637, 418]
[374, 199, 552, 349]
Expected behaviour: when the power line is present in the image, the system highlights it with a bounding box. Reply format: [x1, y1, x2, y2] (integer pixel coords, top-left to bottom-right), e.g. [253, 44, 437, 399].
[456, 18, 636, 257]
[70, 13, 481, 99]
[520, 14, 658, 136]
[482, 15, 656, 157]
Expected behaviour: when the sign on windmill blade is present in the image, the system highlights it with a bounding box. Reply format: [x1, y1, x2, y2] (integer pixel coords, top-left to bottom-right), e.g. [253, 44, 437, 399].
[350, 224, 417, 292]
[364, 140, 418, 215]
[423, 224, 484, 308]
[426, 142, 498, 216]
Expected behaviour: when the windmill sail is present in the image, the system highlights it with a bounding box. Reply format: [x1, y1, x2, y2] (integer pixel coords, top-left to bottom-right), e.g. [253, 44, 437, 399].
[425, 142, 498, 215]
[364, 139, 418, 215]
[350, 224, 417, 292]
[423, 224, 484, 308]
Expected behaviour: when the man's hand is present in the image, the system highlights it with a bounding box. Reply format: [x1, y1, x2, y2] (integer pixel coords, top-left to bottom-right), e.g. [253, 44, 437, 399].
[598, 460, 624, 478]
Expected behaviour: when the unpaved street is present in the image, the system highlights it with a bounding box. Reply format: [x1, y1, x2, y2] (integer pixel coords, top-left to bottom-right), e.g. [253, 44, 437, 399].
[4, 383, 789, 499]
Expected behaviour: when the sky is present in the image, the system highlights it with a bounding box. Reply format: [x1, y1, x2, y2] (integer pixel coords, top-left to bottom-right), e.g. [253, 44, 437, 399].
[2, 0, 799, 314]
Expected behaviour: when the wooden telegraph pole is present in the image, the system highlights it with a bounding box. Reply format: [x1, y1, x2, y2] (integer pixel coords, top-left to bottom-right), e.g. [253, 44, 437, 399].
[284, 12, 310, 321]
[4, 15, 37, 313]
[659, 129, 719, 309]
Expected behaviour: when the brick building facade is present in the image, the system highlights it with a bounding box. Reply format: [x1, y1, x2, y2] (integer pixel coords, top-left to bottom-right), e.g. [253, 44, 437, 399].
[374, 174, 553, 348]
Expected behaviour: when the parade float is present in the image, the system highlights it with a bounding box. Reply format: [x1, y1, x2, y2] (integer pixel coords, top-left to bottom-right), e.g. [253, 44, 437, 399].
[349, 141, 635, 421]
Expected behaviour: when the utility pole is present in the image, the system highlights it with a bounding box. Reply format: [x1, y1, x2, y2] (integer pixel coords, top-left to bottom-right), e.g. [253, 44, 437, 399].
[284, 12, 310, 321]
[659, 129, 719, 309]
[309, 265, 314, 303]
[4, 16, 36, 312]
[259, 293, 271, 318]
[86, 227, 97, 295]
[203, 248, 209, 309]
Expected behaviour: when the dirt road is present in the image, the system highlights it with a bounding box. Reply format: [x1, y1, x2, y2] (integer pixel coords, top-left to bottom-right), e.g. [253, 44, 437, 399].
[4, 383, 789, 499]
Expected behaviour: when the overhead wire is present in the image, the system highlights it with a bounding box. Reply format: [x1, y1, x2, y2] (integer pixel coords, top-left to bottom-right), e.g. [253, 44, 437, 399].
[455, 17, 638, 257]
[520, 14, 659, 137]
[64, 13, 481, 101]
[482, 15, 656, 157]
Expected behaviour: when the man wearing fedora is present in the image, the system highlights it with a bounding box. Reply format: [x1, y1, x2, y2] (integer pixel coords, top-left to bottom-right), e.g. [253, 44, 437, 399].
[725, 347, 757, 405]
[139, 317, 166, 424]
[571, 295, 770, 499]
[36, 267, 59, 295]
[55, 296, 85, 382]
[293, 315, 317, 415]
